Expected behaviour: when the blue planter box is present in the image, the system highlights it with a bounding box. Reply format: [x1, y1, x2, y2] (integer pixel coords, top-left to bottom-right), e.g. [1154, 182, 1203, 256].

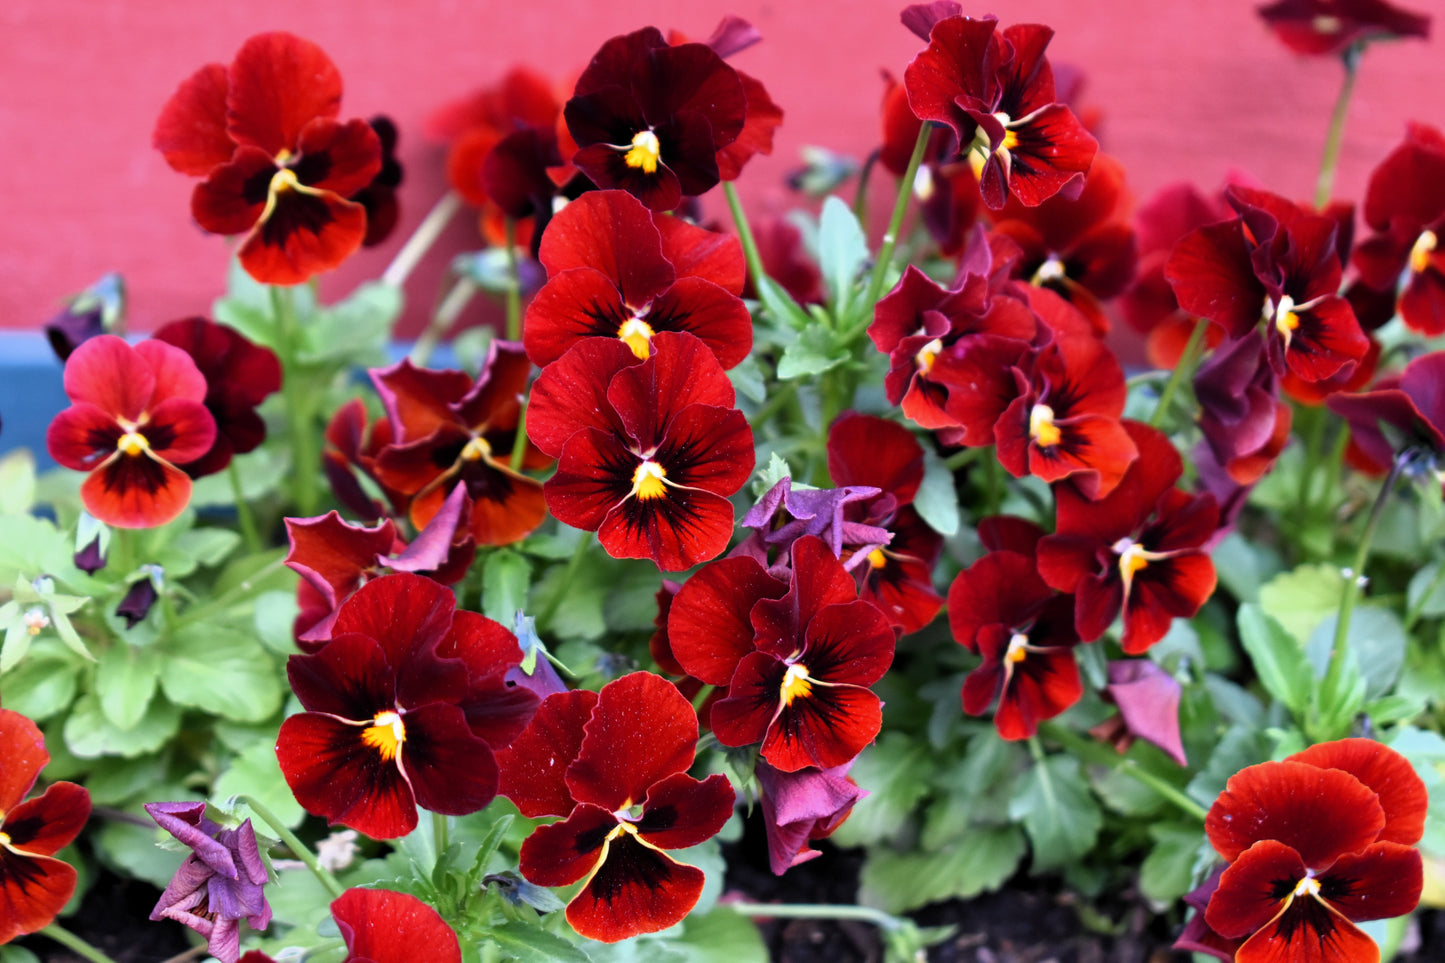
[0, 333, 70, 469]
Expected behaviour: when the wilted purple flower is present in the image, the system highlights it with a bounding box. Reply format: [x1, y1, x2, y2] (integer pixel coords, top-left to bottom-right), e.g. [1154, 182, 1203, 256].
[145, 802, 272, 963]
[116, 566, 163, 629]
[1093, 660, 1188, 766]
[735, 478, 892, 579]
[44, 274, 123, 362]
[755, 760, 867, 876]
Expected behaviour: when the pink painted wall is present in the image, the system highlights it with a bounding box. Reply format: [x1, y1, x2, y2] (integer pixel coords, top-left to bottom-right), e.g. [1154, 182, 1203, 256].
[2, 0, 1441, 336]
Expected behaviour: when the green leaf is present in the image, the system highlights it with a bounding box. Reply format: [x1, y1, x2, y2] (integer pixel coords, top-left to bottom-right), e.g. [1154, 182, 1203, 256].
[913, 449, 960, 536]
[1306, 606, 1406, 700]
[95, 819, 186, 889]
[216, 737, 306, 828]
[1209, 532, 1282, 603]
[300, 281, 401, 366]
[94, 643, 161, 729]
[85, 753, 169, 806]
[1408, 562, 1445, 619]
[671, 908, 769, 963]
[0, 515, 79, 589]
[172, 527, 242, 568]
[1187, 722, 1272, 809]
[1139, 823, 1206, 911]
[0, 449, 36, 514]
[64, 692, 181, 759]
[859, 826, 1025, 913]
[829, 733, 932, 847]
[0, 946, 42, 963]
[1258, 564, 1345, 645]
[159, 625, 282, 723]
[254, 589, 301, 655]
[531, 554, 607, 641]
[817, 196, 868, 319]
[482, 549, 532, 624]
[776, 325, 847, 380]
[728, 354, 767, 405]
[754, 273, 813, 331]
[488, 922, 593, 963]
[1236, 604, 1311, 713]
[0, 653, 78, 720]
[1009, 756, 1102, 872]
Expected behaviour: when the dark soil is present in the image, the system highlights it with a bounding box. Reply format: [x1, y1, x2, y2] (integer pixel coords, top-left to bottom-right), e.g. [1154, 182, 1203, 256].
[17, 869, 192, 963]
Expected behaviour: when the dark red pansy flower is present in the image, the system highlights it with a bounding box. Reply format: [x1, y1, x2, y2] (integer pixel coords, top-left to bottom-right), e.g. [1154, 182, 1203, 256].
[352, 116, 404, 247]
[564, 27, 747, 211]
[1194, 331, 1293, 487]
[0, 709, 91, 945]
[370, 342, 549, 547]
[710, 536, 896, 772]
[332, 888, 461, 963]
[153, 317, 282, 479]
[276, 574, 538, 839]
[1037, 421, 1218, 653]
[1202, 739, 1426, 962]
[755, 760, 866, 876]
[948, 550, 1081, 740]
[529, 332, 754, 571]
[46, 335, 217, 528]
[154, 32, 382, 285]
[1351, 122, 1445, 335]
[498, 673, 735, 943]
[1258, 0, 1430, 56]
[1327, 351, 1445, 473]
[903, 13, 1098, 208]
[323, 399, 407, 522]
[747, 217, 826, 306]
[524, 190, 751, 369]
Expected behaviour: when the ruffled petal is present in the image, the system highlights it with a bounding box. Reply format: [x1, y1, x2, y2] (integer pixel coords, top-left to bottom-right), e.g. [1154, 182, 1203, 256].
[668, 556, 788, 686]
[237, 185, 368, 286]
[2, 783, 90, 857]
[331, 887, 462, 963]
[81, 451, 194, 528]
[635, 771, 735, 850]
[1287, 739, 1428, 847]
[496, 690, 598, 818]
[225, 32, 342, 156]
[0, 710, 48, 814]
[153, 63, 234, 175]
[0, 849, 76, 944]
[397, 703, 499, 817]
[276, 712, 417, 839]
[566, 829, 706, 942]
[566, 672, 697, 812]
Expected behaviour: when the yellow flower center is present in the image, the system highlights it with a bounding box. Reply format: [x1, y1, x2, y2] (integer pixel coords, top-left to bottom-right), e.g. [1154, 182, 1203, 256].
[0, 831, 10, 847]
[1411, 230, 1438, 275]
[461, 435, 492, 462]
[269, 166, 302, 194]
[915, 338, 943, 375]
[624, 130, 661, 174]
[993, 112, 1019, 152]
[1311, 15, 1342, 33]
[361, 710, 406, 762]
[617, 317, 656, 360]
[1030, 404, 1062, 448]
[780, 663, 813, 705]
[866, 548, 888, 569]
[117, 431, 149, 456]
[1005, 632, 1029, 664]
[1032, 256, 1067, 286]
[1273, 295, 1301, 345]
[631, 460, 668, 500]
[1114, 538, 1152, 591]
[605, 820, 640, 844]
[1294, 875, 1321, 898]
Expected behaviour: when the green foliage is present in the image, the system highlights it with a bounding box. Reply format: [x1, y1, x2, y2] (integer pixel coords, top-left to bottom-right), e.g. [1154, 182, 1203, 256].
[860, 826, 1025, 913]
[1010, 756, 1103, 873]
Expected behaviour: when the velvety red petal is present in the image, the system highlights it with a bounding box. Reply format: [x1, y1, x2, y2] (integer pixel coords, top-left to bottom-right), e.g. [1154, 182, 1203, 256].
[154, 63, 234, 175]
[45, 404, 120, 472]
[1232, 893, 1380, 963]
[594, 475, 740, 571]
[523, 267, 629, 368]
[0, 710, 48, 814]
[1070, 570, 1124, 643]
[717, 69, 783, 181]
[277, 711, 418, 839]
[902, 15, 997, 146]
[1323, 842, 1423, 922]
[654, 404, 754, 495]
[496, 690, 598, 818]
[225, 32, 342, 156]
[284, 512, 394, 611]
[3, 782, 90, 857]
[710, 652, 787, 749]
[668, 556, 787, 686]
[331, 887, 462, 963]
[635, 772, 735, 851]
[294, 117, 382, 197]
[81, 453, 194, 528]
[1121, 551, 1216, 654]
[369, 359, 473, 443]
[1022, 411, 1137, 500]
[0, 849, 76, 944]
[655, 213, 746, 295]
[461, 465, 548, 547]
[1282, 296, 1369, 385]
[645, 277, 753, 370]
[827, 411, 925, 504]
[1400, 268, 1445, 337]
[762, 682, 883, 773]
[997, 646, 1083, 740]
[62, 336, 156, 420]
[567, 672, 698, 812]
[932, 334, 1033, 446]
[143, 397, 218, 466]
[566, 830, 706, 942]
[1287, 739, 1428, 847]
[947, 550, 1053, 652]
[1206, 839, 1306, 939]
[1050, 420, 1180, 543]
[238, 186, 368, 286]
[803, 601, 896, 688]
[285, 633, 397, 724]
[1166, 219, 1266, 339]
[191, 147, 273, 236]
[544, 428, 638, 533]
[751, 536, 860, 658]
[398, 703, 499, 817]
[1363, 124, 1445, 231]
[537, 189, 673, 302]
[331, 572, 457, 668]
[525, 339, 639, 458]
[605, 332, 737, 449]
[519, 804, 614, 887]
[1000, 104, 1097, 209]
[862, 547, 944, 634]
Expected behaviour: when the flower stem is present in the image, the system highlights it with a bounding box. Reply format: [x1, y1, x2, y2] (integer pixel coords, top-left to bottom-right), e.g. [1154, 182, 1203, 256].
[509, 401, 529, 472]
[1038, 721, 1208, 822]
[238, 794, 345, 900]
[728, 901, 907, 932]
[1314, 45, 1361, 211]
[722, 181, 772, 303]
[749, 381, 800, 431]
[504, 218, 523, 341]
[382, 191, 463, 288]
[270, 285, 320, 515]
[1147, 317, 1209, 428]
[39, 924, 123, 963]
[410, 276, 479, 367]
[227, 460, 262, 553]
[433, 810, 451, 858]
[175, 556, 287, 629]
[861, 124, 930, 315]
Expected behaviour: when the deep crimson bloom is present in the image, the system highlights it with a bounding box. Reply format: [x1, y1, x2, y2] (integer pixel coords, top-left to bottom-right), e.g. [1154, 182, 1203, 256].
[564, 27, 747, 210]
[948, 550, 1081, 740]
[276, 574, 539, 839]
[46, 336, 217, 528]
[153, 317, 282, 478]
[528, 332, 754, 571]
[1327, 350, 1445, 472]
[1037, 421, 1219, 653]
[332, 888, 461, 963]
[153, 32, 382, 285]
[523, 190, 751, 369]
[903, 11, 1098, 208]
[498, 673, 735, 942]
[1258, 0, 1430, 56]
[352, 116, 404, 247]
[370, 342, 548, 547]
[755, 760, 866, 876]
[1202, 739, 1426, 962]
[0, 709, 91, 945]
[322, 399, 407, 522]
[748, 217, 826, 306]
[1194, 331, 1293, 487]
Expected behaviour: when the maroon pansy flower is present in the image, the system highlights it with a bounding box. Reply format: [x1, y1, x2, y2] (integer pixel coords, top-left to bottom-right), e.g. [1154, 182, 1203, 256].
[153, 317, 282, 479]
[352, 116, 404, 247]
[322, 399, 407, 523]
[524, 190, 751, 369]
[1194, 331, 1293, 487]
[1327, 350, 1445, 474]
[755, 760, 866, 876]
[564, 27, 747, 211]
[1037, 421, 1218, 653]
[0, 709, 91, 945]
[498, 673, 735, 943]
[276, 574, 538, 839]
[1258, 0, 1430, 56]
[332, 888, 461, 963]
[46, 336, 216, 528]
[154, 32, 382, 285]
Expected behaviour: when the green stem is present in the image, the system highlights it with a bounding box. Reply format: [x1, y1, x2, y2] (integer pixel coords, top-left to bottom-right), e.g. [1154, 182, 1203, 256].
[861, 124, 930, 314]
[749, 382, 800, 432]
[722, 181, 771, 303]
[537, 534, 589, 633]
[227, 461, 262, 553]
[39, 924, 123, 963]
[1038, 722, 1209, 822]
[239, 794, 344, 899]
[175, 556, 287, 628]
[382, 191, 463, 288]
[509, 401, 529, 472]
[1148, 317, 1209, 428]
[410, 276, 479, 367]
[504, 218, 522, 341]
[1314, 46, 1361, 210]
[270, 285, 320, 515]
[1404, 560, 1445, 632]
[944, 447, 982, 472]
[727, 902, 907, 932]
[111, 528, 138, 578]
[433, 810, 451, 858]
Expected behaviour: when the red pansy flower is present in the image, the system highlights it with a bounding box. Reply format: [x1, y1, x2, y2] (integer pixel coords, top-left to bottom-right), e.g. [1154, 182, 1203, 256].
[153, 317, 282, 479]
[332, 888, 461, 963]
[523, 190, 751, 369]
[46, 335, 217, 528]
[276, 574, 539, 839]
[322, 399, 407, 523]
[903, 11, 1098, 208]
[1202, 739, 1426, 963]
[0, 709, 91, 945]
[1257, 0, 1430, 56]
[1327, 350, 1445, 472]
[564, 27, 747, 211]
[498, 673, 735, 943]
[154, 32, 382, 285]
[747, 217, 826, 306]
[1037, 421, 1219, 653]
[528, 332, 754, 571]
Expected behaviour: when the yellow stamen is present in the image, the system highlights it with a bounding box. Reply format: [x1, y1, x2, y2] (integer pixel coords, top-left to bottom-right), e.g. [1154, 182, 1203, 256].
[269, 167, 301, 194]
[866, 548, 888, 569]
[915, 338, 943, 375]
[361, 710, 406, 762]
[275, 148, 294, 165]
[617, 317, 656, 360]
[779, 663, 813, 705]
[1311, 15, 1342, 34]
[624, 130, 661, 174]
[1274, 295, 1301, 346]
[460, 436, 492, 462]
[1005, 632, 1029, 664]
[1411, 230, 1438, 275]
[605, 821, 640, 844]
[631, 460, 668, 500]
[0, 831, 10, 847]
[993, 112, 1019, 152]
[117, 431, 149, 456]
[1029, 404, 1062, 448]
[1294, 875, 1321, 898]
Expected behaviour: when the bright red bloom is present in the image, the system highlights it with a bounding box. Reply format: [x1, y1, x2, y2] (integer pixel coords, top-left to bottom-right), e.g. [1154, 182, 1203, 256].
[903, 12, 1098, 208]
[46, 335, 217, 528]
[1202, 739, 1426, 963]
[1327, 350, 1445, 471]
[0, 709, 91, 945]
[1258, 0, 1430, 56]
[370, 342, 548, 547]
[524, 190, 751, 369]
[276, 574, 538, 839]
[529, 333, 754, 571]
[332, 888, 461, 963]
[153, 317, 282, 478]
[498, 673, 735, 943]
[1037, 421, 1219, 653]
[564, 27, 747, 211]
[154, 32, 382, 285]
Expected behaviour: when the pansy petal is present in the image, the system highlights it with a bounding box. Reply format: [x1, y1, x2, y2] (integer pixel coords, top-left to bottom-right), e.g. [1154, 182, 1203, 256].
[605, 332, 736, 450]
[519, 804, 616, 887]
[668, 556, 788, 686]
[567, 672, 697, 812]
[331, 887, 462, 963]
[3, 783, 90, 857]
[567, 829, 706, 942]
[526, 339, 639, 458]
[154, 63, 234, 175]
[636, 772, 735, 851]
[82, 452, 194, 528]
[597, 483, 739, 572]
[1206, 839, 1307, 939]
[0, 710, 48, 814]
[827, 412, 925, 504]
[332, 572, 457, 667]
[1232, 894, 1380, 963]
[293, 117, 382, 197]
[762, 682, 883, 773]
[61, 336, 156, 421]
[523, 268, 629, 368]
[237, 187, 368, 286]
[537, 189, 673, 300]
[225, 32, 342, 156]
[751, 536, 859, 658]
[655, 214, 746, 294]
[144, 398, 218, 466]
[803, 600, 895, 688]
[0, 849, 76, 944]
[496, 690, 598, 818]
[1287, 738, 1428, 847]
[276, 712, 417, 839]
[398, 703, 498, 817]
[1165, 219, 1266, 339]
[645, 277, 753, 370]
[1323, 842, 1423, 922]
[710, 652, 787, 749]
